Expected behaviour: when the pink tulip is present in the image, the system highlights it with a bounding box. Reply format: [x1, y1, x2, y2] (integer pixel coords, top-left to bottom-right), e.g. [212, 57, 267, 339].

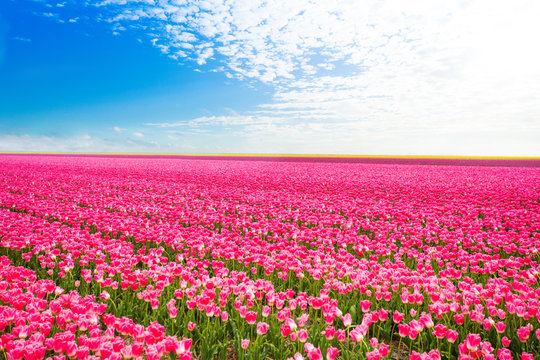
[342, 313, 352, 327]
[398, 324, 409, 337]
[281, 323, 292, 337]
[497, 349, 512, 360]
[307, 347, 323, 360]
[495, 321, 506, 333]
[366, 349, 380, 360]
[465, 334, 481, 351]
[246, 311, 257, 325]
[446, 329, 458, 343]
[379, 343, 389, 357]
[432, 324, 447, 339]
[321, 326, 335, 340]
[326, 347, 338, 360]
[393, 311, 404, 323]
[262, 306, 271, 318]
[360, 300, 372, 313]
[298, 329, 308, 343]
[256, 322, 269, 336]
[379, 308, 388, 322]
[241, 339, 249, 350]
[221, 311, 229, 322]
[517, 325, 531, 342]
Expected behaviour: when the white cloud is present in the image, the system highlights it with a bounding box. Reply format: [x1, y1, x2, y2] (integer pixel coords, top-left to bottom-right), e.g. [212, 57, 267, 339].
[0, 132, 198, 153]
[112, 126, 125, 133]
[42, 12, 58, 18]
[0, 132, 207, 154]
[145, 114, 268, 128]
[13, 37, 32, 42]
[143, 113, 539, 156]
[132, 131, 144, 138]
[30, 0, 540, 155]
[0, 133, 144, 153]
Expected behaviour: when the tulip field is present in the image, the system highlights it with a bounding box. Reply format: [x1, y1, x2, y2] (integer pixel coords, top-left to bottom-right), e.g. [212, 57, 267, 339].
[1, 154, 540, 360]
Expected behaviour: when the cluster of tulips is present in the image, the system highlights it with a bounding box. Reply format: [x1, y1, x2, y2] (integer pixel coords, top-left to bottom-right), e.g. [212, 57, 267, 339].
[0, 255, 194, 360]
[0, 154, 539, 360]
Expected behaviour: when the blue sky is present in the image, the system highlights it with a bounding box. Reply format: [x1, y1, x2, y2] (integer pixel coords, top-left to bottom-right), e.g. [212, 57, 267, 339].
[0, 0, 539, 155]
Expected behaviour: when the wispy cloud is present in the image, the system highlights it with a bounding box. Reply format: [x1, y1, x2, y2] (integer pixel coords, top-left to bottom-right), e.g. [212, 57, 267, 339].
[13, 37, 32, 42]
[0, 133, 175, 153]
[145, 115, 269, 128]
[112, 126, 125, 133]
[132, 131, 144, 138]
[25, 0, 540, 155]
[86, 1, 539, 84]
[0, 133, 139, 153]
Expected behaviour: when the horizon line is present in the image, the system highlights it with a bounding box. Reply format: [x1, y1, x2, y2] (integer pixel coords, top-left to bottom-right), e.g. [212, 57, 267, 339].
[1, 152, 539, 160]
